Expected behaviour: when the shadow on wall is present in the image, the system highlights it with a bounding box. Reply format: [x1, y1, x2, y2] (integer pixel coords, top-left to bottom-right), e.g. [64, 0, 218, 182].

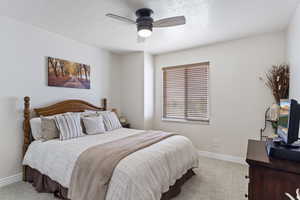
[0, 97, 23, 179]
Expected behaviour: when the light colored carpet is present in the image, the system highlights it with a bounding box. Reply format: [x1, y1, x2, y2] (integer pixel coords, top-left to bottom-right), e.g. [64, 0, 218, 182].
[0, 156, 248, 200]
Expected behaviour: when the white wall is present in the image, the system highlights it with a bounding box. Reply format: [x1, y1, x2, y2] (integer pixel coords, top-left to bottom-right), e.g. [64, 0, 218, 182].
[154, 32, 286, 158]
[117, 52, 155, 130]
[0, 16, 120, 179]
[109, 53, 122, 111]
[119, 52, 145, 129]
[144, 53, 154, 130]
[287, 4, 300, 100]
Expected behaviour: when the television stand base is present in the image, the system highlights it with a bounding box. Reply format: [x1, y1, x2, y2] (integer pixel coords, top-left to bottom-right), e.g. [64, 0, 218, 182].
[266, 139, 300, 162]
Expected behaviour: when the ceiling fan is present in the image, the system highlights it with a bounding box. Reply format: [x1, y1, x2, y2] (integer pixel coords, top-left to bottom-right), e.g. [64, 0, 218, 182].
[106, 8, 186, 42]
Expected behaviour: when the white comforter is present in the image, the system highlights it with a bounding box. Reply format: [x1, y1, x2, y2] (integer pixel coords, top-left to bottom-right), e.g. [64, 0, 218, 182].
[23, 128, 199, 200]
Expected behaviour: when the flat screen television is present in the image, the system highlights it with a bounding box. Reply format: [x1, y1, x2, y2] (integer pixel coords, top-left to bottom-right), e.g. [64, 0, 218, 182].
[277, 99, 300, 145]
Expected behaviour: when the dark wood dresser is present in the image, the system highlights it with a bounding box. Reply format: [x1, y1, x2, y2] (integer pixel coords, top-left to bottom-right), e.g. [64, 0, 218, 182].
[246, 139, 300, 200]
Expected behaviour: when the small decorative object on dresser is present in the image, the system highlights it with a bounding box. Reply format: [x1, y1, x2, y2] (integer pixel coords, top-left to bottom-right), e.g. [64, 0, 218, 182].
[264, 64, 289, 104]
[286, 188, 300, 200]
[260, 104, 279, 140]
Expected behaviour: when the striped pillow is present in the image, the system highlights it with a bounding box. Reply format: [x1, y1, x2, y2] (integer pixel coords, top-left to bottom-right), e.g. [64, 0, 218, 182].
[55, 113, 84, 140]
[101, 111, 122, 131]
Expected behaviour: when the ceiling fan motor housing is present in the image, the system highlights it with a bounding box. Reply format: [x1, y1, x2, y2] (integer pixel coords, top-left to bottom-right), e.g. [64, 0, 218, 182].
[136, 8, 154, 32]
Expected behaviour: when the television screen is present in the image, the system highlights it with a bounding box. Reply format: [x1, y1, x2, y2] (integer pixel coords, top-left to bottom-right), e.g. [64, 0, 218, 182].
[277, 99, 300, 145]
[278, 100, 290, 136]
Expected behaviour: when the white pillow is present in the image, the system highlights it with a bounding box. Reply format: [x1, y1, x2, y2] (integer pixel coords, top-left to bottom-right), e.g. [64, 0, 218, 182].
[30, 118, 42, 140]
[82, 115, 106, 135]
[101, 111, 122, 131]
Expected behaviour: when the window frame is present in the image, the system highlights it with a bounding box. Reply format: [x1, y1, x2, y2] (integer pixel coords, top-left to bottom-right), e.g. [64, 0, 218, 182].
[161, 62, 210, 124]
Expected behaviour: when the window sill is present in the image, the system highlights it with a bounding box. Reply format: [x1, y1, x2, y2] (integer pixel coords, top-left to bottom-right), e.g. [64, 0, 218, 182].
[161, 118, 210, 125]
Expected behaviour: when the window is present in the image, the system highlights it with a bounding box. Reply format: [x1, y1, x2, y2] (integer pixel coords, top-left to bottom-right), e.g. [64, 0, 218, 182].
[162, 62, 209, 122]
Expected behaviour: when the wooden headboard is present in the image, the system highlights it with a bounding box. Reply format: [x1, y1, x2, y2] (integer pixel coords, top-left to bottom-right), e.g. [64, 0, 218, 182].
[23, 96, 107, 156]
[22, 96, 107, 181]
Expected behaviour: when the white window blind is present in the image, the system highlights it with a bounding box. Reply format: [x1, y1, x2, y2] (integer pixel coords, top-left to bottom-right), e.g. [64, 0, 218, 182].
[163, 62, 209, 122]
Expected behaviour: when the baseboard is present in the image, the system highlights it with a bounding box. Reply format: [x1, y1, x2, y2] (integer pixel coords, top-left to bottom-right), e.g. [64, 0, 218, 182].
[198, 150, 247, 165]
[0, 173, 22, 188]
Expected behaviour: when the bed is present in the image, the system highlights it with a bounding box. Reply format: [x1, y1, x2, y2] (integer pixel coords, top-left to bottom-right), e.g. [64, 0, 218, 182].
[22, 96, 199, 200]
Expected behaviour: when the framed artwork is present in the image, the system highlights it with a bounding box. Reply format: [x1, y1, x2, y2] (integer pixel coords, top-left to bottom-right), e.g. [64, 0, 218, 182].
[48, 57, 90, 89]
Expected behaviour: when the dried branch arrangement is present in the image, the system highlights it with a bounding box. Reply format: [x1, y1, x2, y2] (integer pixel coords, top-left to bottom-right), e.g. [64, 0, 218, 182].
[265, 64, 289, 104]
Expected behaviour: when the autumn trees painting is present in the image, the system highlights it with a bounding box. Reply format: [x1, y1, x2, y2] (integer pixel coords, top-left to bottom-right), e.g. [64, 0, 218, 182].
[48, 57, 91, 89]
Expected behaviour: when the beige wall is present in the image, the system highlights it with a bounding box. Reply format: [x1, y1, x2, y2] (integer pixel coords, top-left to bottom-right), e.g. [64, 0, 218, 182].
[0, 17, 120, 180]
[154, 32, 286, 158]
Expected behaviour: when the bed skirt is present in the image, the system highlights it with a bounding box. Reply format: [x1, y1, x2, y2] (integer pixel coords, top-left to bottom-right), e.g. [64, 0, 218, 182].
[24, 166, 195, 200]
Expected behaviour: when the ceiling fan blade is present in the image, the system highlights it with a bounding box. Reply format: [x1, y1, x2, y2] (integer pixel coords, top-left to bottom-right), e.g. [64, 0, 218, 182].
[137, 35, 146, 43]
[106, 13, 136, 24]
[153, 16, 186, 28]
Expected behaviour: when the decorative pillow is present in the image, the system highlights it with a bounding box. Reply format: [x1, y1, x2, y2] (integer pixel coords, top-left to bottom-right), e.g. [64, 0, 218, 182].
[82, 115, 106, 135]
[101, 111, 122, 131]
[30, 115, 57, 140]
[40, 117, 59, 141]
[55, 113, 84, 140]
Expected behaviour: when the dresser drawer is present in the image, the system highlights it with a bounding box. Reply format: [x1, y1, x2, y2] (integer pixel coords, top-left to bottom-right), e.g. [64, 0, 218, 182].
[248, 165, 300, 200]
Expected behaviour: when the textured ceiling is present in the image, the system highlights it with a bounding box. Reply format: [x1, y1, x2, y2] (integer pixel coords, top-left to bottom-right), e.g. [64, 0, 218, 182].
[0, 0, 299, 54]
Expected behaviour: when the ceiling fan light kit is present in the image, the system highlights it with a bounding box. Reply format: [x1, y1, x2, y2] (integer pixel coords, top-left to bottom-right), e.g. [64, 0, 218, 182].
[136, 8, 154, 38]
[138, 29, 152, 38]
[106, 8, 186, 41]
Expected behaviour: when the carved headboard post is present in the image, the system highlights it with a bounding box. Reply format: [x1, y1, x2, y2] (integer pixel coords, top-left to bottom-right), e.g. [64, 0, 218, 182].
[102, 98, 107, 111]
[23, 96, 31, 156]
[23, 96, 31, 181]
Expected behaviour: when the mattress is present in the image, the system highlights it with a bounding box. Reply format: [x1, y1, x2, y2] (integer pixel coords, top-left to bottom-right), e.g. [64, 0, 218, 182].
[23, 128, 199, 200]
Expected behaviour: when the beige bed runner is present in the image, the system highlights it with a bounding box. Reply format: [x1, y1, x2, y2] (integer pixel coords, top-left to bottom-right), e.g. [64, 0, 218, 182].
[68, 131, 177, 200]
